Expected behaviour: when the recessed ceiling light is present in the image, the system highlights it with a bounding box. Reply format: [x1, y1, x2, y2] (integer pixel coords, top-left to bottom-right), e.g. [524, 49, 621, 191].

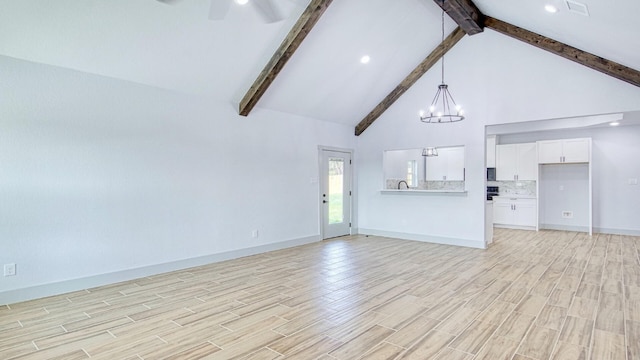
[360, 55, 370, 64]
[610, 121, 620, 126]
[544, 4, 558, 13]
[235, 0, 249, 5]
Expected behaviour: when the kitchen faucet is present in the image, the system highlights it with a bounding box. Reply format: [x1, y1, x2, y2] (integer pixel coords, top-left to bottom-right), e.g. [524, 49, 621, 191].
[398, 180, 409, 189]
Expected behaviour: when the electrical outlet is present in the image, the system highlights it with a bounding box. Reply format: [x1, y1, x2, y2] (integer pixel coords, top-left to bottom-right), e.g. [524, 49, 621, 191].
[251, 230, 259, 238]
[559, 185, 564, 191]
[4, 263, 16, 277]
[562, 211, 573, 219]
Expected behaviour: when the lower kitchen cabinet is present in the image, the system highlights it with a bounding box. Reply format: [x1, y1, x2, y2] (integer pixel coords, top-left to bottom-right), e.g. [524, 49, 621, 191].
[493, 197, 537, 229]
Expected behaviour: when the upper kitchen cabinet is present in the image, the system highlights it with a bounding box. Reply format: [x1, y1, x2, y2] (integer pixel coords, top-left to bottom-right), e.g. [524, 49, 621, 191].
[537, 138, 591, 164]
[496, 143, 537, 181]
[426, 146, 465, 181]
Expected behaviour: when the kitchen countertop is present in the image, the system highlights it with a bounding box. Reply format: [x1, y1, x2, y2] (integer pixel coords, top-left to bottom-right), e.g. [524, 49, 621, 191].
[493, 194, 537, 199]
[381, 189, 467, 195]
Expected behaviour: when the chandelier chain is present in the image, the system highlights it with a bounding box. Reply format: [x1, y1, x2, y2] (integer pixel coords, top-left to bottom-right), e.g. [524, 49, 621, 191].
[441, 9, 445, 84]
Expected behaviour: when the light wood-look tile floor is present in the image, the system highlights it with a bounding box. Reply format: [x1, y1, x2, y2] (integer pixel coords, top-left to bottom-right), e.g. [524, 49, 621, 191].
[1, 229, 639, 359]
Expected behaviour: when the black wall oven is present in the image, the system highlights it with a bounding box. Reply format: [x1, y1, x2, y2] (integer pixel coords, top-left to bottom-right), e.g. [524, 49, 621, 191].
[487, 186, 499, 200]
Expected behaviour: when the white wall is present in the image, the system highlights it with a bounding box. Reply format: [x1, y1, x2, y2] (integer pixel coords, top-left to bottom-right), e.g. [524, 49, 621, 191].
[500, 125, 640, 234]
[0, 56, 356, 304]
[539, 164, 590, 231]
[356, 29, 640, 247]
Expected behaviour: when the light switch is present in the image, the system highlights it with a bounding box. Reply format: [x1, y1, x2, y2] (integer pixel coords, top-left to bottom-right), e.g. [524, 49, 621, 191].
[629, 178, 638, 185]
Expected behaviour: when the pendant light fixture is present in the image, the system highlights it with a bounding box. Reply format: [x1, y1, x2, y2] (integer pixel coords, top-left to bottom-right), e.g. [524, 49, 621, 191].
[420, 10, 464, 123]
[422, 147, 438, 157]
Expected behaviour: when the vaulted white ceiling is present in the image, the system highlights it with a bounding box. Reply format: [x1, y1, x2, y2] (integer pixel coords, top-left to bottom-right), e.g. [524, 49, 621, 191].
[1, 0, 638, 126]
[475, 0, 640, 70]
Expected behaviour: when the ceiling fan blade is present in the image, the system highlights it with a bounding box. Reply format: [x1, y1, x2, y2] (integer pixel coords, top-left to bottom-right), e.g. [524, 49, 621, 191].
[251, 0, 285, 23]
[209, 0, 232, 20]
[156, 0, 183, 4]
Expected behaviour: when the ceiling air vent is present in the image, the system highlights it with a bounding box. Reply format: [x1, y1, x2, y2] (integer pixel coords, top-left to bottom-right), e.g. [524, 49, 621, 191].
[565, 0, 589, 16]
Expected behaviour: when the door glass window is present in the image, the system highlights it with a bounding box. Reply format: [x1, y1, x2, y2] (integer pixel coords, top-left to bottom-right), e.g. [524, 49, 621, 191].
[328, 157, 344, 224]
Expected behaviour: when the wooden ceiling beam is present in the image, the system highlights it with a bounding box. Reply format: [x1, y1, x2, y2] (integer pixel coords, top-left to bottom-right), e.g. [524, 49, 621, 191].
[434, 0, 484, 35]
[354, 27, 466, 136]
[239, 0, 333, 117]
[485, 16, 640, 88]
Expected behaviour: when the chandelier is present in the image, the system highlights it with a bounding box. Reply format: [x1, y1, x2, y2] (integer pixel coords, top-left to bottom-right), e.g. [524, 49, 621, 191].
[422, 147, 438, 157]
[420, 10, 464, 123]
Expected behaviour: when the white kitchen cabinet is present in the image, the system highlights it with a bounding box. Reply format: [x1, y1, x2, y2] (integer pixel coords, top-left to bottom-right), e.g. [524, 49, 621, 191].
[493, 202, 513, 225]
[493, 197, 537, 229]
[538, 138, 590, 164]
[486, 135, 496, 168]
[513, 201, 537, 227]
[496, 143, 537, 181]
[496, 145, 517, 181]
[426, 154, 447, 181]
[426, 147, 465, 181]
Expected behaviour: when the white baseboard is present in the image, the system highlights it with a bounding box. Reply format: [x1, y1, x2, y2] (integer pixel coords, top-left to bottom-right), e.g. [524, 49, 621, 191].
[538, 224, 640, 236]
[593, 227, 640, 236]
[494, 224, 537, 231]
[0, 235, 320, 306]
[539, 224, 590, 233]
[358, 228, 485, 249]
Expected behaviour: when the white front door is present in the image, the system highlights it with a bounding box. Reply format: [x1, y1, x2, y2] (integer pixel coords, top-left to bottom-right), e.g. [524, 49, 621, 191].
[321, 150, 352, 239]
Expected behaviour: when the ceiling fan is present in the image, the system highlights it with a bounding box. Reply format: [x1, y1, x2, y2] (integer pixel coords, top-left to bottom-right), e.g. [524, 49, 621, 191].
[156, 0, 307, 24]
